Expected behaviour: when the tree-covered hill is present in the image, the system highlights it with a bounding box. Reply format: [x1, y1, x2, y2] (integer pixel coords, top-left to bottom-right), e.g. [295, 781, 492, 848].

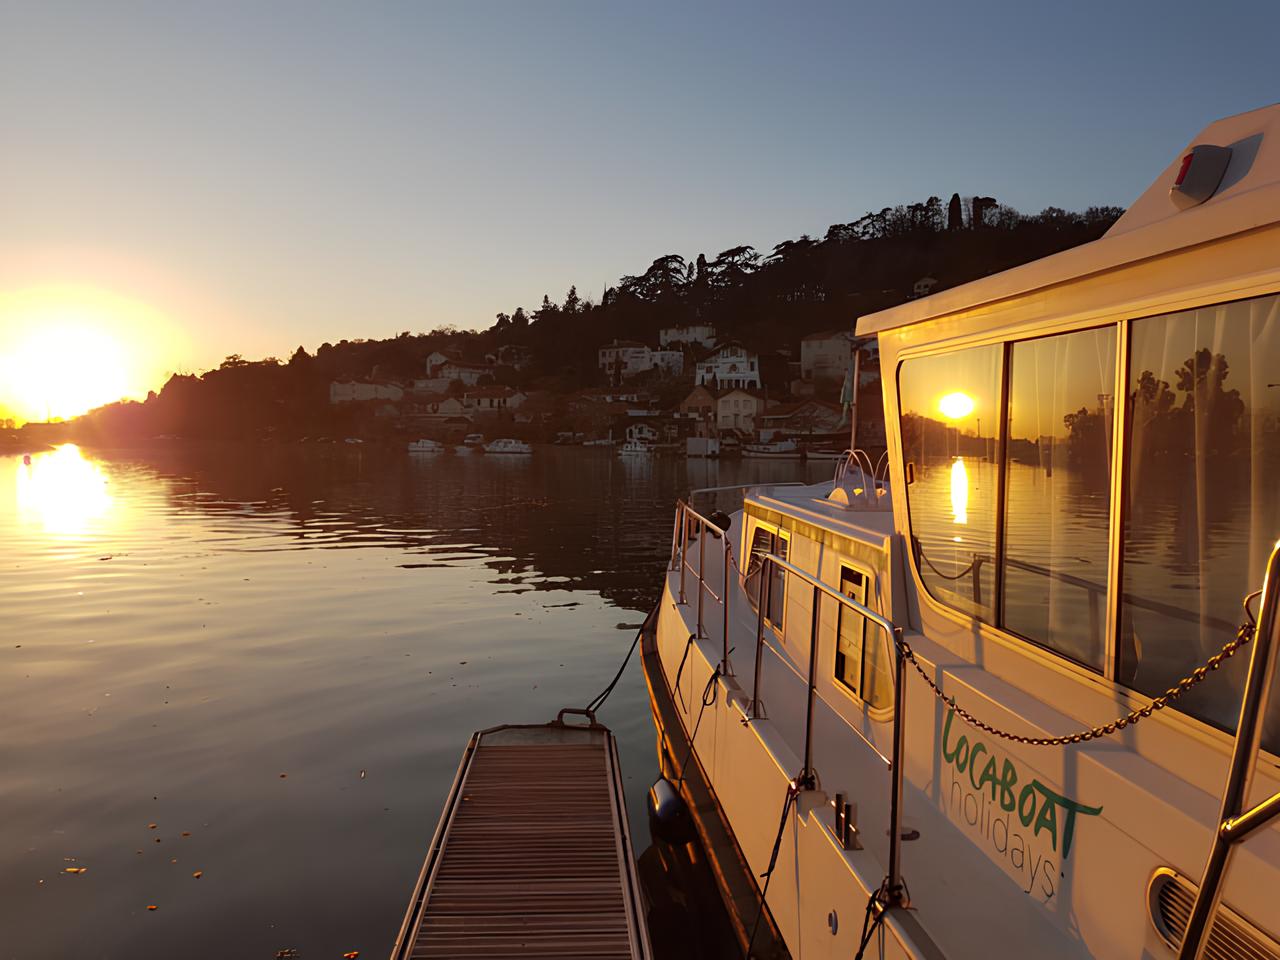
[73, 195, 1122, 443]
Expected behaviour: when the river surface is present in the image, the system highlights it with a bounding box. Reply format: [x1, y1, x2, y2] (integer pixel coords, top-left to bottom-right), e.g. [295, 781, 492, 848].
[0, 443, 828, 960]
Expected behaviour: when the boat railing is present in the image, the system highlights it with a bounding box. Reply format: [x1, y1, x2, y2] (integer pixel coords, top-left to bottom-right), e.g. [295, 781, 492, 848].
[750, 551, 910, 908]
[670, 500, 734, 674]
[1178, 540, 1280, 960]
[834, 448, 889, 489]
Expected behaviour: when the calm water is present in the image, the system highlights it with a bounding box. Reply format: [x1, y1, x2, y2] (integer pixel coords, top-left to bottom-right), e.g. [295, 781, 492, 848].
[1, 443, 827, 960]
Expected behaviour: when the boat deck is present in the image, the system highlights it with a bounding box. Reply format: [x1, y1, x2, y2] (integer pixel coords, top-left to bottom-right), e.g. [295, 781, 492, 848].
[392, 716, 651, 960]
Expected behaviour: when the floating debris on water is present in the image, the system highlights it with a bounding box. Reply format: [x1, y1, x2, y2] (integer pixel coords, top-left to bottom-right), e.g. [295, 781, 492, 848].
[146, 904, 157, 911]
[63, 867, 87, 875]
[192, 870, 202, 879]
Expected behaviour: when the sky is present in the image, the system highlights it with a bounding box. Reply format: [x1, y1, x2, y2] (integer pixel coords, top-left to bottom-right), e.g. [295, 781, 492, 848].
[1, 0, 1278, 419]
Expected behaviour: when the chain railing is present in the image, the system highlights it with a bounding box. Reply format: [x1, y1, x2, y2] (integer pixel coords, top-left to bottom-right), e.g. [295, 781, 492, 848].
[667, 498, 1280, 940]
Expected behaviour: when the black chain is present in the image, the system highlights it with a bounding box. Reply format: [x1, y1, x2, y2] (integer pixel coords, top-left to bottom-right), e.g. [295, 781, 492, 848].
[901, 621, 1255, 746]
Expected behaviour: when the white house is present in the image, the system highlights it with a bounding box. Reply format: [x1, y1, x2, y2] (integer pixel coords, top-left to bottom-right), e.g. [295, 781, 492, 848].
[465, 386, 527, 411]
[425, 350, 460, 376]
[438, 360, 492, 386]
[913, 276, 939, 298]
[650, 350, 684, 376]
[598, 340, 653, 378]
[800, 330, 854, 383]
[329, 381, 405, 404]
[716, 389, 763, 433]
[659, 324, 717, 349]
[695, 341, 760, 390]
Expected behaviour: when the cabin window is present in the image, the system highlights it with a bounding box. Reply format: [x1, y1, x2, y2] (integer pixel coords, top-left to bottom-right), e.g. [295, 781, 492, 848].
[1001, 327, 1116, 669]
[898, 343, 1002, 622]
[1118, 294, 1280, 752]
[745, 525, 789, 628]
[834, 567, 893, 710]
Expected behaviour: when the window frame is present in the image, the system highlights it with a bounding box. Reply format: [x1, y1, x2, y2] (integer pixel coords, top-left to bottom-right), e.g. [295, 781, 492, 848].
[831, 562, 895, 715]
[894, 290, 1280, 754]
[744, 520, 789, 638]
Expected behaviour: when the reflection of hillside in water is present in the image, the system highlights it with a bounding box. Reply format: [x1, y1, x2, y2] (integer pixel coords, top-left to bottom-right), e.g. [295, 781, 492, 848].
[110, 444, 821, 614]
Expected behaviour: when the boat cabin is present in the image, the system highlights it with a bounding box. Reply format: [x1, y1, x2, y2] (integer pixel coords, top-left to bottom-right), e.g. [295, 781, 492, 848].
[650, 103, 1280, 960]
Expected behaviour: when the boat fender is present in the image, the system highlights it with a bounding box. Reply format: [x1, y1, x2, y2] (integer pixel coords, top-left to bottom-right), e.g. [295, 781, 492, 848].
[708, 510, 731, 535]
[646, 776, 694, 845]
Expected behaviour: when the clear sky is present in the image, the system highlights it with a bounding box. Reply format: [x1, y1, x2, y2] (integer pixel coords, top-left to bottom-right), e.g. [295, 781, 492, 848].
[1, 0, 1277, 417]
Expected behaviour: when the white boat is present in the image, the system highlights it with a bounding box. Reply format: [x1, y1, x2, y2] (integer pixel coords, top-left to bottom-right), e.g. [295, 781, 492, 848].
[459, 433, 485, 453]
[742, 438, 802, 460]
[643, 106, 1280, 960]
[407, 439, 444, 454]
[483, 438, 531, 455]
[618, 440, 654, 457]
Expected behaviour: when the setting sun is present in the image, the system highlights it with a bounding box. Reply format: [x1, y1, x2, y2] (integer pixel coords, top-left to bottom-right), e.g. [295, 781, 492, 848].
[0, 286, 183, 423]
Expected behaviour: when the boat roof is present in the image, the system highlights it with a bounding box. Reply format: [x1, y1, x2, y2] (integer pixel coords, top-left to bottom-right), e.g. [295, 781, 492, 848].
[857, 103, 1280, 336]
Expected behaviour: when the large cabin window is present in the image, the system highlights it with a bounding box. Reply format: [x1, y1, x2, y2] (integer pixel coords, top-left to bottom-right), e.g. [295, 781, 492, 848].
[1002, 327, 1116, 669]
[898, 344, 1002, 622]
[1118, 293, 1280, 752]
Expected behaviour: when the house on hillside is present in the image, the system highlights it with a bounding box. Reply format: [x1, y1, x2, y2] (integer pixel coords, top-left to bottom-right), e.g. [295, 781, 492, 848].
[716, 389, 763, 433]
[679, 384, 718, 438]
[695, 341, 760, 390]
[438, 360, 493, 386]
[465, 386, 527, 411]
[800, 330, 855, 384]
[597, 340, 653, 378]
[329, 381, 405, 404]
[659, 324, 717, 349]
[913, 276, 938, 298]
[425, 350, 461, 377]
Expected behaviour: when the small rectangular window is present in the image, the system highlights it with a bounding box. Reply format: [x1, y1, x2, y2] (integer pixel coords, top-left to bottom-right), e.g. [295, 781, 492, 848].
[835, 568, 893, 710]
[745, 524, 788, 629]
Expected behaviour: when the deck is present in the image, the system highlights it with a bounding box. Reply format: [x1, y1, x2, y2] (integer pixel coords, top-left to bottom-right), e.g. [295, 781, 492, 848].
[391, 714, 651, 960]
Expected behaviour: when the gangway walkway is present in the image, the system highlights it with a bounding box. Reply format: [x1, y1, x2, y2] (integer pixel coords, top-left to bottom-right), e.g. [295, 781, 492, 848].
[391, 711, 652, 960]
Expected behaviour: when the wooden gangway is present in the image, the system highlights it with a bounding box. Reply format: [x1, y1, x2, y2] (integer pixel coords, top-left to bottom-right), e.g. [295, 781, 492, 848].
[391, 710, 652, 960]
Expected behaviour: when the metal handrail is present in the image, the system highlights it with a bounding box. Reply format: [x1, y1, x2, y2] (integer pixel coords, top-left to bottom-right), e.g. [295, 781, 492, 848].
[1178, 540, 1280, 960]
[671, 500, 733, 674]
[688, 481, 805, 501]
[749, 550, 908, 908]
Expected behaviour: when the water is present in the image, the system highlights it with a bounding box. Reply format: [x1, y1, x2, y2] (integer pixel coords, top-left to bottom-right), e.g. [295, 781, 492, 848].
[0, 443, 828, 960]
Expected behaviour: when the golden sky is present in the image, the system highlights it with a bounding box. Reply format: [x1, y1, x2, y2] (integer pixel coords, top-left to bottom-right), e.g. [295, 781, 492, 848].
[0, 286, 190, 424]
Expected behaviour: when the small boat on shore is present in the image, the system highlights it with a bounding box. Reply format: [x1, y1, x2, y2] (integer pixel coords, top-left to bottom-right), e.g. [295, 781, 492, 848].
[483, 438, 531, 455]
[741, 438, 801, 460]
[618, 439, 654, 457]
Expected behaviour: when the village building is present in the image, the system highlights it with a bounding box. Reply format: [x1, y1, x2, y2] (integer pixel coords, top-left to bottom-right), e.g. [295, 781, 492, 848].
[800, 330, 855, 384]
[486, 344, 534, 370]
[328, 381, 405, 404]
[716, 389, 764, 433]
[424, 350, 461, 377]
[659, 324, 717, 349]
[465, 386, 527, 411]
[597, 340, 653, 378]
[678, 384, 718, 438]
[694, 341, 760, 390]
[437, 360, 493, 386]
[913, 276, 939, 298]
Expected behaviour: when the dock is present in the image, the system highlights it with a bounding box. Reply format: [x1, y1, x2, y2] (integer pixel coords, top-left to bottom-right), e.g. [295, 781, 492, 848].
[391, 710, 652, 960]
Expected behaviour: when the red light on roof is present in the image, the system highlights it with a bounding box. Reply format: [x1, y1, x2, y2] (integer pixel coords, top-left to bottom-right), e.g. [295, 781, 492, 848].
[1174, 152, 1195, 187]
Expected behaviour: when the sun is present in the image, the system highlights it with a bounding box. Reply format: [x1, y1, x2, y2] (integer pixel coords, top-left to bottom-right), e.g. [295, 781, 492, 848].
[0, 286, 182, 423]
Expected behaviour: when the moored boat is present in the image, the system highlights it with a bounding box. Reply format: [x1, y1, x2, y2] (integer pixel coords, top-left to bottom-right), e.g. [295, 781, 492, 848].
[618, 439, 654, 457]
[483, 438, 532, 455]
[407, 438, 444, 454]
[644, 106, 1280, 960]
[742, 438, 802, 460]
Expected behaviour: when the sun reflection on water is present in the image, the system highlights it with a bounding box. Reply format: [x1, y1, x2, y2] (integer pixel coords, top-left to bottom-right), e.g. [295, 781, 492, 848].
[13, 444, 114, 536]
[950, 457, 969, 526]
